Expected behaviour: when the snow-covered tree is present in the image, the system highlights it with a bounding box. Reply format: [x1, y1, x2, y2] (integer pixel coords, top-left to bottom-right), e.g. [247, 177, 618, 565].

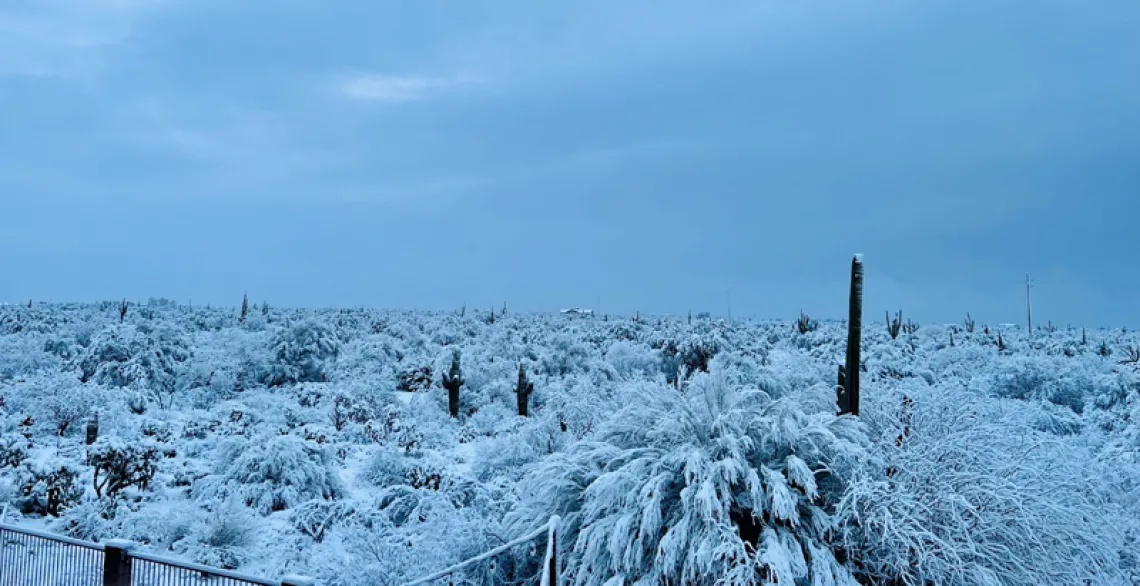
[508, 370, 869, 586]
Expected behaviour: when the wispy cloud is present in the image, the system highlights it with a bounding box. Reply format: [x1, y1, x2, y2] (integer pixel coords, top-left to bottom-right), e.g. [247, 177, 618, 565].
[337, 73, 473, 102]
[0, 0, 167, 79]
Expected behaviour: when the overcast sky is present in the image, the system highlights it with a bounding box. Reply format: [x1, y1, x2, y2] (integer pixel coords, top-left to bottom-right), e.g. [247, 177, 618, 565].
[2, 1, 1138, 326]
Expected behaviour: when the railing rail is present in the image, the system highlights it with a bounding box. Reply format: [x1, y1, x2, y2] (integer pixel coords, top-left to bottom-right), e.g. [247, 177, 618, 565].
[0, 522, 313, 586]
[401, 516, 560, 586]
[0, 522, 104, 586]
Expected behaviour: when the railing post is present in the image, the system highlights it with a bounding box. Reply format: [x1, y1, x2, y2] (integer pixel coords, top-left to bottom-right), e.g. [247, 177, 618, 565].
[541, 516, 560, 586]
[281, 574, 316, 586]
[102, 539, 135, 586]
[547, 527, 557, 586]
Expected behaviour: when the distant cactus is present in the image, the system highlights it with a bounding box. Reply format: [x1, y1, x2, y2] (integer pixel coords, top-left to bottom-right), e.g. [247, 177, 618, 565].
[1099, 340, 1111, 357]
[240, 293, 249, 323]
[949, 331, 955, 347]
[119, 300, 128, 324]
[887, 310, 902, 339]
[1081, 327, 1087, 345]
[85, 413, 99, 446]
[964, 313, 976, 333]
[515, 363, 535, 417]
[487, 307, 495, 325]
[997, 332, 1007, 353]
[797, 311, 815, 335]
[262, 301, 269, 316]
[903, 318, 919, 335]
[442, 351, 464, 418]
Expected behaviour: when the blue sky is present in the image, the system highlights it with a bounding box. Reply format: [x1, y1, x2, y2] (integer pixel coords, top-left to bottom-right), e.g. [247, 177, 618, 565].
[2, 1, 1138, 326]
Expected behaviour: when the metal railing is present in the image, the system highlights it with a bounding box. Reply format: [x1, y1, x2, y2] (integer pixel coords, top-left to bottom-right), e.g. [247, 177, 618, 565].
[0, 523, 104, 586]
[401, 515, 560, 586]
[0, 522, 313, 586]
[125, 549, 279, 586]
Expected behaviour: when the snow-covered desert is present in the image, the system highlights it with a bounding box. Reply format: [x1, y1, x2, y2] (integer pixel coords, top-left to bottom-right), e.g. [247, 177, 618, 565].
[1, 300, 1136, 585]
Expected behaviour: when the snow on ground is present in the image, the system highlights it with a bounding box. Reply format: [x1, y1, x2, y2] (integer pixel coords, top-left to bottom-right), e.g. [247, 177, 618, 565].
[1, 303, 1138, 585]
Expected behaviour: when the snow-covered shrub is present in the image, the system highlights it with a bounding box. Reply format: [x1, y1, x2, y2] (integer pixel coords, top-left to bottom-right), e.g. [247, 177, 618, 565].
[172, 504, 259, 569]
[985, 356, 1092, 413]
[842, 387, 1127, 586]
[196, 434, 344, 514]
[7, 379, 102, 437]
[395, 366, 434, 393]
[658, 335, 719, 383]
[539, 334, 592, 378]
[15, 458, 83, 517]
[312, 491, 502, 586]
[89, 437, 160, 498]
[291, 499, 359, 543]
[604, 341, 659, 379]
[361, 446, 449, 491]
[0, 335, 60, 381]
[77, 325, 191, 392]
[0, 432, 30, 468]
[57, 498, 119, 542]
[262, 320, 340, 387]
[471, 427, 548, 483]
[508, 370, 869, 586]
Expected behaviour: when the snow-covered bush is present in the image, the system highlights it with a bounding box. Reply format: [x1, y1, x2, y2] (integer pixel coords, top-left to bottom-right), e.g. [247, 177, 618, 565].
[14, 458, 83, 517]
[604, 341, 659, 379]
[89, 437, 160, 498]
[842, 386, 1127, 586]
[262, 320, 340, 387]
[172, 504, 259, 569]
[196, 434, 344, 514]
[985, 356, 1093, 413]
[508, 370, 869, 586]
[0, 431, 30, 468]
[77, 325, 191, 392]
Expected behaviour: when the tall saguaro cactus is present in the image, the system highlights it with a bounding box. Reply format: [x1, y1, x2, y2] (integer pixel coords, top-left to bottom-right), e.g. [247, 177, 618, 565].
[442, 351, 464, 418]
[838, 254, 863, 416]
[516, 362, 535, 417]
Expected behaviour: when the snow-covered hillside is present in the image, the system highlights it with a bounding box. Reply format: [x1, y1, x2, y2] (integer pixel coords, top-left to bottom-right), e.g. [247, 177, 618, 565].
[1, 302, 1137, 585]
